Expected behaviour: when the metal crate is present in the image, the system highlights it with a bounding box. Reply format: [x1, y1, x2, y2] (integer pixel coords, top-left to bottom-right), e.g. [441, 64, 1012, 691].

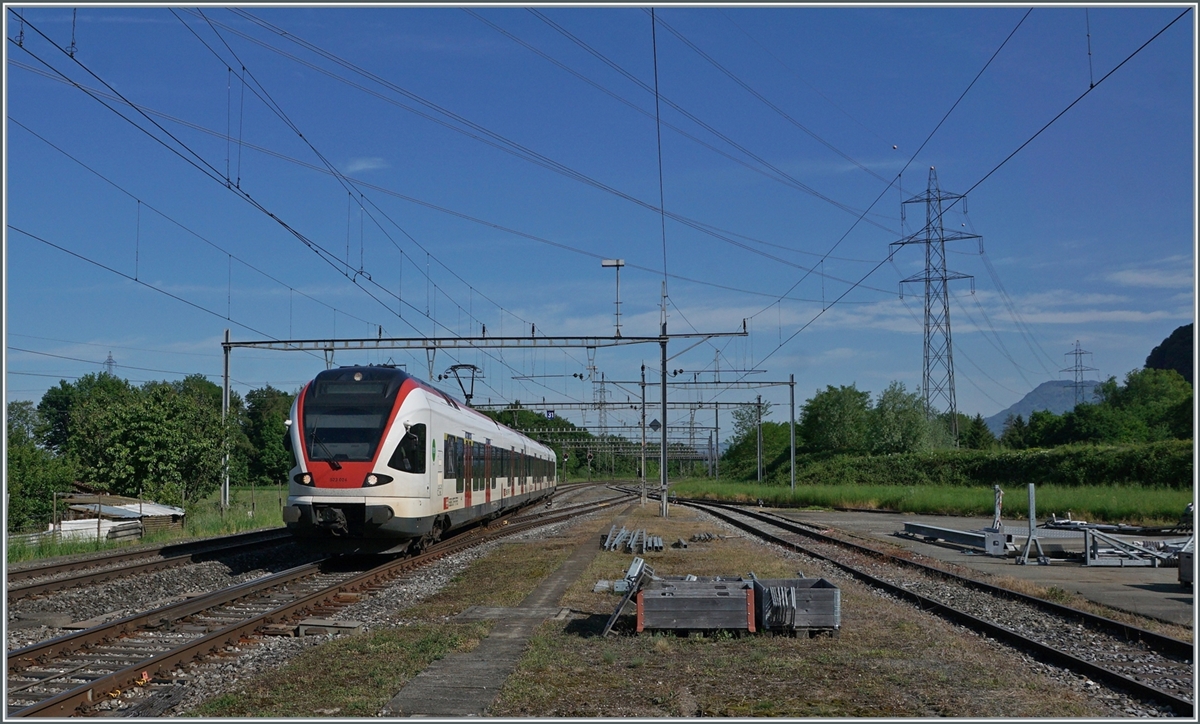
[636, 579, 755, 633]
[752, 578, 840, 633]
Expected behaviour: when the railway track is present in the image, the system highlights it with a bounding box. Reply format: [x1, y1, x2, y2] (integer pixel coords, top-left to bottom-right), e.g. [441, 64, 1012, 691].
[7, 494, 631, 717]
[681, 499, 1194, 717]
[7, 529, 294, 603]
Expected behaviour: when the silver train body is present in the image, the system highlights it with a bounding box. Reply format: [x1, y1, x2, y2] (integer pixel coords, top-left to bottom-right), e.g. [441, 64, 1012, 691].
[282, 366, 556, 549]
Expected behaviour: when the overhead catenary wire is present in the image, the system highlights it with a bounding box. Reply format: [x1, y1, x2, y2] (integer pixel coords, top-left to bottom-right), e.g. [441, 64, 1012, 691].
[10, 14, 575, 407]
[8, 224, 321, 361]
[9, 56, 897, 314]
[181, 9, 592, 398]
[7, 332, 288, 362]
[651, 7, 668, 292]
[526, 7, 900, 235]
[8, 345, 253, 386]
[718, 8, 888, 146]
[465, 8, 892, 259]
[649, 9, 896, 189]
[7, 59, 894, 303]
[7, 116, 380, 331]
[210, 8, 897, 291]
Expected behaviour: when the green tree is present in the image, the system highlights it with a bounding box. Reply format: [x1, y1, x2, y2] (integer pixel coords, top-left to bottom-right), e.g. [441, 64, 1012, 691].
[999, 414, 1029, 450]
[798, 384, 871, 453]
[959, 413, 997, 450]
[244, 385, 297, 485]
[1106, 368, 1192, 440]
[6, 401, 76, 533]
[1026, 409, 1067, 447]
[869, 381, 931, 454]
[727, 400, 773, 449]
[69, 380, 229, 505]
[1058, 403, 1147, 444]
[36, 372, 135, 455]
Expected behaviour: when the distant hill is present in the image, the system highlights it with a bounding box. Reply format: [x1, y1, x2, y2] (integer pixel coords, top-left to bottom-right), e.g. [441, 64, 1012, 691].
[1146, 323, 1193, 384]
[983, 380, 1100, 437]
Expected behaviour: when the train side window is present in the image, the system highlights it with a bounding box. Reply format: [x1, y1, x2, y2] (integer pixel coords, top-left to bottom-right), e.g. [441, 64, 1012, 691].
[446, 435, 463, 494]
[388, 424, 426, 474]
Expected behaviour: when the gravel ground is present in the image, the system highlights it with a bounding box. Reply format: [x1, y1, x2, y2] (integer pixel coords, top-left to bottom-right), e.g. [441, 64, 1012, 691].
[92, 514, 601, 716]
[7, 543, 328, 651]
[161, 543, 500, 716]
[9, 491, 1188, 718]
[698, 507, 1188, 718]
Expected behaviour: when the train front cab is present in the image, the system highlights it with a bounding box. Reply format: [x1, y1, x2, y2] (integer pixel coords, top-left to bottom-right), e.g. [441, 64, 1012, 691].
[283, 367, 445, 545]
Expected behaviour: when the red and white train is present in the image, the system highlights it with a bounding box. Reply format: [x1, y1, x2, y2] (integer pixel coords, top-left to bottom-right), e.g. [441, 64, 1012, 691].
[282, 365, 556, 551]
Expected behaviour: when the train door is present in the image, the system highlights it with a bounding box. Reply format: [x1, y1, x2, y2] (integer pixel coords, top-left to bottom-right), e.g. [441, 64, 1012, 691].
[463, 436, 473, 509]
[511, 446, 520, 499]
[485, 443, 493, 504]
[496, 447, 505, 502]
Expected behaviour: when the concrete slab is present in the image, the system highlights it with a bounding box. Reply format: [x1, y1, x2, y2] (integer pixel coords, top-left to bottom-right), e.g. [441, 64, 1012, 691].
[383, 507, 634, 717]
[773, 509, 1194, 627]
[454, 605, 566, 621]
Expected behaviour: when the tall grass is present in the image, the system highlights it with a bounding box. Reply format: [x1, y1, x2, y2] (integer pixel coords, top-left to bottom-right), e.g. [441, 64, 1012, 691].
[7, 484, 286, 564]
[673, 480, 1192, 526]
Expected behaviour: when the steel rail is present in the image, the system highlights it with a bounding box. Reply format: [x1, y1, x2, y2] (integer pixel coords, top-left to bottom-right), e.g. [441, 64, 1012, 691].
[693, 499, 1192, 660]
[9, 494, 631, 717]
[8, 528, 291, 585]
[682, 499, 1193, 717]
[8, 530, 294, 602]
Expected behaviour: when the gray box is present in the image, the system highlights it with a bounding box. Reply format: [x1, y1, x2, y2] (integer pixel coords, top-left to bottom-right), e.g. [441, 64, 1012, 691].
[752, 578, 840, 632]
[636, 579, 755, 632]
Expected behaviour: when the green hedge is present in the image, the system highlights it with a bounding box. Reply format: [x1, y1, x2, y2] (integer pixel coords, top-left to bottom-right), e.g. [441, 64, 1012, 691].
[783, 440, 1193, 489]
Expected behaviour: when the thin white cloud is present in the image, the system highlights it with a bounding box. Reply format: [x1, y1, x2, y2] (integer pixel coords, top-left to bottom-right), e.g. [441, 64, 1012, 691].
[343, 157, 390, 174]
[1017, 309, 1187, 324]
[1107, 268, 1194, 289]
[1105, 256, 1194, 289]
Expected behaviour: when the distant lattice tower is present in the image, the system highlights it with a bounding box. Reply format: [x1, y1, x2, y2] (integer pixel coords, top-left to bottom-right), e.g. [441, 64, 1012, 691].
[1061, 340, 1099, 406]
[104, 352, 116, 377]
[891, 168, 979, 440]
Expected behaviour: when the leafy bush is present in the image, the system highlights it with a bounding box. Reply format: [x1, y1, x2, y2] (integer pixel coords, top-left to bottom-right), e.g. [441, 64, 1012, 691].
[774, 440, 1192, 490]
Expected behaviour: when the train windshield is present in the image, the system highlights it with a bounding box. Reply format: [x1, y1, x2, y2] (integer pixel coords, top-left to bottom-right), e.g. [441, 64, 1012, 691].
[302, 367, 409, 464]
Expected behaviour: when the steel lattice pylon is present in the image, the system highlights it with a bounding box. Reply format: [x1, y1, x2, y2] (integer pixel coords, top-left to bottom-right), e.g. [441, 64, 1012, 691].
[1061, 340, 1099, 406]
[891, 168, 979, 440]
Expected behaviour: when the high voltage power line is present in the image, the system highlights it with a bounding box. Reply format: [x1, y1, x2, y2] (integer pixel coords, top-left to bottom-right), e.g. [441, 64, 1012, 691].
[690, 6, 1186, 409]
[9, 7, 1187, 416]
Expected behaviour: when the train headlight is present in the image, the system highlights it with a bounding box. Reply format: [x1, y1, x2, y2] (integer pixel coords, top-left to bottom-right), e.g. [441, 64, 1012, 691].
[293, 472, 314, 486]
[364, 473, 394, 487]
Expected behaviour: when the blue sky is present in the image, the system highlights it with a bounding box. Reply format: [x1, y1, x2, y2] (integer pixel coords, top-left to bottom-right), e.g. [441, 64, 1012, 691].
[4, 5, 1195, 441]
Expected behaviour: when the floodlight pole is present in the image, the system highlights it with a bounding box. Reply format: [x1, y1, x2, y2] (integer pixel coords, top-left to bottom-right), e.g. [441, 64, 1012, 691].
[640, 364, 647, 507]
[660, 283, 669, 518]
[222, 329, 230, 512]
[660, 327, 668, 517]
[790, 374, 796, 493]
[756, 395, 763, 484]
